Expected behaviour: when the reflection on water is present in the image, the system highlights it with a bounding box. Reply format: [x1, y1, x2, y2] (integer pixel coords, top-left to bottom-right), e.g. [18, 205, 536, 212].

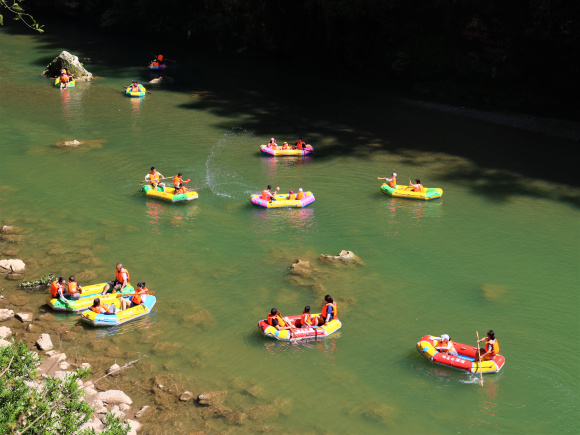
[145, 200, 200, 231]
[130, 96, 142, 121]
[93, 311, 159, 339]
[250, 207, 316, 237]
[263, 334, 340, 361]
[261, 154, 313, 177]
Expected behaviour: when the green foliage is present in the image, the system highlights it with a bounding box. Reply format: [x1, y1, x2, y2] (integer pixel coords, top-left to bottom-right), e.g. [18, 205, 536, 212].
[0, 341, 129, 434]
[19, 273, 56, 289]
[0, 0, 44, 32]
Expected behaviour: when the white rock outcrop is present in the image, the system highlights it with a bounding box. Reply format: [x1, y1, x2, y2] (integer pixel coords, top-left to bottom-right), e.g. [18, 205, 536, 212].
[0, 326, 12, 339]
[0, 309, 15, 322]
[36, 333, 54, 351]
[95, 390, 133, 405]
[0, 259, 25, 274]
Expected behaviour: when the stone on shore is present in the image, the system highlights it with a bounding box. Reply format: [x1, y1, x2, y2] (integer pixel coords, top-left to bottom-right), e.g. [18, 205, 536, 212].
[41, 51, 93, 82]
[107, 363, 120, 374]
[0, 326, 12, 339]
[15, 312, 33, 323]
[179, 391, 194, 402]
[127, 419, 142, 435]
[95, 390, 133, 405]
[198, 391, 227, 406]
[148, 76, 175, 85]
[36, 333, 53, 351]
[0, 309, 15, 322]
[135, 405, 152, 419]
[0, 259, 25, 273]
[0, 339, 12, 347]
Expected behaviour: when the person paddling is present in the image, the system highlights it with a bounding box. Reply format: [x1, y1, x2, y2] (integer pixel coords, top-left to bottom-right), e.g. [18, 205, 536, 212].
[409, 178, 423, 192]
[145, 166, 166, 192]
[476, 330, 500, 361]
[378, 172, 397, 188]
[172, 173, 191, 194]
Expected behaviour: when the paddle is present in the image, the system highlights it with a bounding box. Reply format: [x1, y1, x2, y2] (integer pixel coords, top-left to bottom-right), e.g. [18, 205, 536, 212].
[116, 291, 155, 298]
[476, 331, 484, 386]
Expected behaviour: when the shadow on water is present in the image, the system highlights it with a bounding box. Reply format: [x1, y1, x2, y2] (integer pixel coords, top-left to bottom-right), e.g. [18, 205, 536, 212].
[7, 21, 580, 207]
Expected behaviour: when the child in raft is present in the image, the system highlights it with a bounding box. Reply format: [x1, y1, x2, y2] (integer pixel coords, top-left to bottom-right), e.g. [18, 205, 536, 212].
[120, 282, 149, 311]
[90, 298, 116, 315]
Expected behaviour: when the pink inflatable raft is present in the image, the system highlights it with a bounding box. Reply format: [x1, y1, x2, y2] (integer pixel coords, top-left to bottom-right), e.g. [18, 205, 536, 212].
[260, 144, 313, 156]
[250, 192, 315, 208]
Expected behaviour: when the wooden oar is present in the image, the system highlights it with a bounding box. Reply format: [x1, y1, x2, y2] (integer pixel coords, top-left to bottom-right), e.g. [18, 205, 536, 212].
[476, 331, 484, 386]
[115, 291, 155, 298]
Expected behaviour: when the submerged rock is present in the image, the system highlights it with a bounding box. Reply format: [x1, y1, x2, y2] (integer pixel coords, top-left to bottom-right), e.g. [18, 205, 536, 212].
[41, 51, 93, 82]
[197, 391, 227, 406]
[55, 140, 84, 148]
[0, 309, 15, 322]
[95, 390, 133, 406]
[482, 283, 508, 301]
[1, 225, 21, 234]
[0, 259, 25, 274]
[319, 250, 363, 265]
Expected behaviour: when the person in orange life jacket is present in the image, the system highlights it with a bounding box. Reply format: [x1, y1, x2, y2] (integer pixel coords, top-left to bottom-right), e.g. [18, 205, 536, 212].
[378, 172, 397, 188]
[128, 80, 141, 92]
[297, 306, 318, 328]
[267, 308, 296, 336]
[286, 190, 296, 200]
[59, 68, 69, 89]
[268, 138, 277, 149]
[151, 54, 164, 66]
[102, 263, 130, 295]
[296, 188, 305, 200]
[66, 276, 83, 301]
[90, 298, 117, 315]
[295, 138, 305, 150]
[173, 173, 191, 194]
[145, 166, 166, 192]
[120, 281, 149, 311]
[49, 277, 68, 303]
[316, 295, 337, 325]
[435, 334, 458, 356]
[409, 178, 423, 192]
[476, 330, 500, 361]
[261, 185, 279, 202]
[281, 142, 289, 150]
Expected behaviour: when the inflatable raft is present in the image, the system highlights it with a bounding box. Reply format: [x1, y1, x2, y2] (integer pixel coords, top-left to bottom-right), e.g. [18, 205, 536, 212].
[81, 294, 156, 326]
[54, 77, 75, 88]
[380, 183, 443, 200]
[45, 283, 134, 312]
[125, 84, 146, 97]
[141, 185, 198, 203]
[250, 192, 315, 208]
[260, 144, 313, 156]
[147, 63, 166, 71]
[258, 313, 341, 341]
[416, 335, 505, 374]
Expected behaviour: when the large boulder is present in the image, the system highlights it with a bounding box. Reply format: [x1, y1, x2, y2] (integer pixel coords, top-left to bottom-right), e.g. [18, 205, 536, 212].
[0, 259, 25, 273]
[319, 250, 363, 265]
[95, 390, 133, 406]
[36, 333, 53, 351]
[41, 51, 93, 82]
[0, 309, 14, 322]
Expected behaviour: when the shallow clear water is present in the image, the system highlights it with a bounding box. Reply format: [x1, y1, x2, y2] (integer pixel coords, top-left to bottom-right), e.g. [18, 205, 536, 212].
[1, 29, 579, 433]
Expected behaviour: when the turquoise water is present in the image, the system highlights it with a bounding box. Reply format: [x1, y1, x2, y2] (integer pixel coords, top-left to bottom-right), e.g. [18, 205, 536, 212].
[1, 29, 579, 433]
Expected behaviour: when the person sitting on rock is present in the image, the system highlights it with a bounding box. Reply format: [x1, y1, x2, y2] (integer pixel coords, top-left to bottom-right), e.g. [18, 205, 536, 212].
[102, 263, 130, 295]
[120, 281, 149, 311]
[66, 276, 83, 301]
[316, 295, 337, 326]
[90, 298, 116, 315]
[267, 308, 296, 337]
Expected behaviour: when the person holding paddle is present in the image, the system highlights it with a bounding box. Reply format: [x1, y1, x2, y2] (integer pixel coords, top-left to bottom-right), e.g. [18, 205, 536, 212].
[145, 166, 166, 192]
[476, 330, 500, 361]
[172, 173, 191, 194]
[378, 172, 397, 188]
[120, 282, 149, 311]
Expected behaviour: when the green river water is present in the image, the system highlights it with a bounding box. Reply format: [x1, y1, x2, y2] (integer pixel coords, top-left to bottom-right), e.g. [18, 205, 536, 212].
[1, 29, 579, 434]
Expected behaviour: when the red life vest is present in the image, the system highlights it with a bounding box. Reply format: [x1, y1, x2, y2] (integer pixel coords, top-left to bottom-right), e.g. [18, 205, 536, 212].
[50, 281, 63, 297]
[68, 281, 81, 295]
[389, 177, 397, 188]
[262, 189, 271, 201]
[413, 183, 423, 192]
[485, 338, 500, 356]
[322, 302, 337, 319]
[296, 141, 304, 150]
[173, 175, 183, 187]
[300, 312, 312, 327]
[91, 305, 108, 314]
[296, 191, 304, 200]
[131, 294, 141, 305]
[116, 268, 130, 283]
[157, 55, 164, 62]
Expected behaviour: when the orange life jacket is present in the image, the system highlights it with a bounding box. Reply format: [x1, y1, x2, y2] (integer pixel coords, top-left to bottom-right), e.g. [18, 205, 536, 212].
[296, 141, 304, 150]
[116, 268, 130, 283]
[149, 171, 160, 184]
[436, 340, 455, 353]
[131, 294, 141, 305]
[485, 338, 500, 356]
[68, 281, 81, 295]
[413, 183, 423, 192]
[50, 281, 63, 297]
[301, 312, 312, 327]
[267, 313, 286, 327]
[176, 186, 188, 194]
[262, 189, 271, 201]
[60, 74, 69, 83]
[91, 305, 109, 314]
[296, 191, 304, 200]
[288, 193, 296, 200]
[321, 302, 337, 320]
[388, 177, 397, 188]
[157, 55, 164, 62]
[131, 84, 139, 91]
[173, 175, 183, 186]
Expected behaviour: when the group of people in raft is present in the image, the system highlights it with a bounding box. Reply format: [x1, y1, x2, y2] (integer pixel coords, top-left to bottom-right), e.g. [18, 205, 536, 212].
[433, 330, 500, 362]
[267, 295, 337, 338]
[145, 166, 192, 194]
[261, 185, 306, 202]
[378, 172, 425, 192]
[266, 137, 307, 150]
[49, 263, 150, 315]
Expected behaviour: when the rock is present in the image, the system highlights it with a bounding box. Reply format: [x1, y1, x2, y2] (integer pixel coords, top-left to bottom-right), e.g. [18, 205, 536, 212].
[362, 403, 395, 423]
[55, 140, 84, 148]
[1, 247, 19, 256]
[95, 390, 133, 405]
[107, 363, 120, 374]
[5, 274, 24, 281]
[27, 324, 39, 333]
[201, 404, 232, 419]
[182, 310, 216, 329]
[15, 312, 33, 323]
[0, 309, 14, 322]
[289, 259, 315, 278]
[1, 235, 24, 243]
[148, 76, 175, 85]
[197, 391, 227, 406]
[92, 399, 107, 414]
[80, 418, 103, 432]
[0, 259, 25, 273]
[245, 405, 279, 420]
[0, 339, 12, 348]
[0, 326, 12, 339]
[37, 313, 55, 322]
[482, 284, 508, 301]
[41, 51, 93, 82]
[225, 412, 248, 425]
[58, 361, 70, 370]
[135, 405, 151, 419]
[179, 391, 194, 402]
[75, 270, 97, 282]
[36, 333, 53, 351]
[109, 405, 125, 420]
[24, 379, 43, 393]
[127, 419, 142, 435]
[9, 295, 29, 306]
[152, 341, 183, 356]
[84, 386, 98, 396]
[118, 403, 131, 411]
[319, 250, 363, 265]
[1, 225, 21, 234]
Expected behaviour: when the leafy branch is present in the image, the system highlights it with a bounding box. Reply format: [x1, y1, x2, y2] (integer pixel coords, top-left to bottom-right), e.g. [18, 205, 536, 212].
[0, 0, 44, 32]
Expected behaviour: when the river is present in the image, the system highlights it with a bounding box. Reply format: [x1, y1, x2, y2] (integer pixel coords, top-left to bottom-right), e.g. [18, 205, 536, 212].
[0, 26, 579, 434]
